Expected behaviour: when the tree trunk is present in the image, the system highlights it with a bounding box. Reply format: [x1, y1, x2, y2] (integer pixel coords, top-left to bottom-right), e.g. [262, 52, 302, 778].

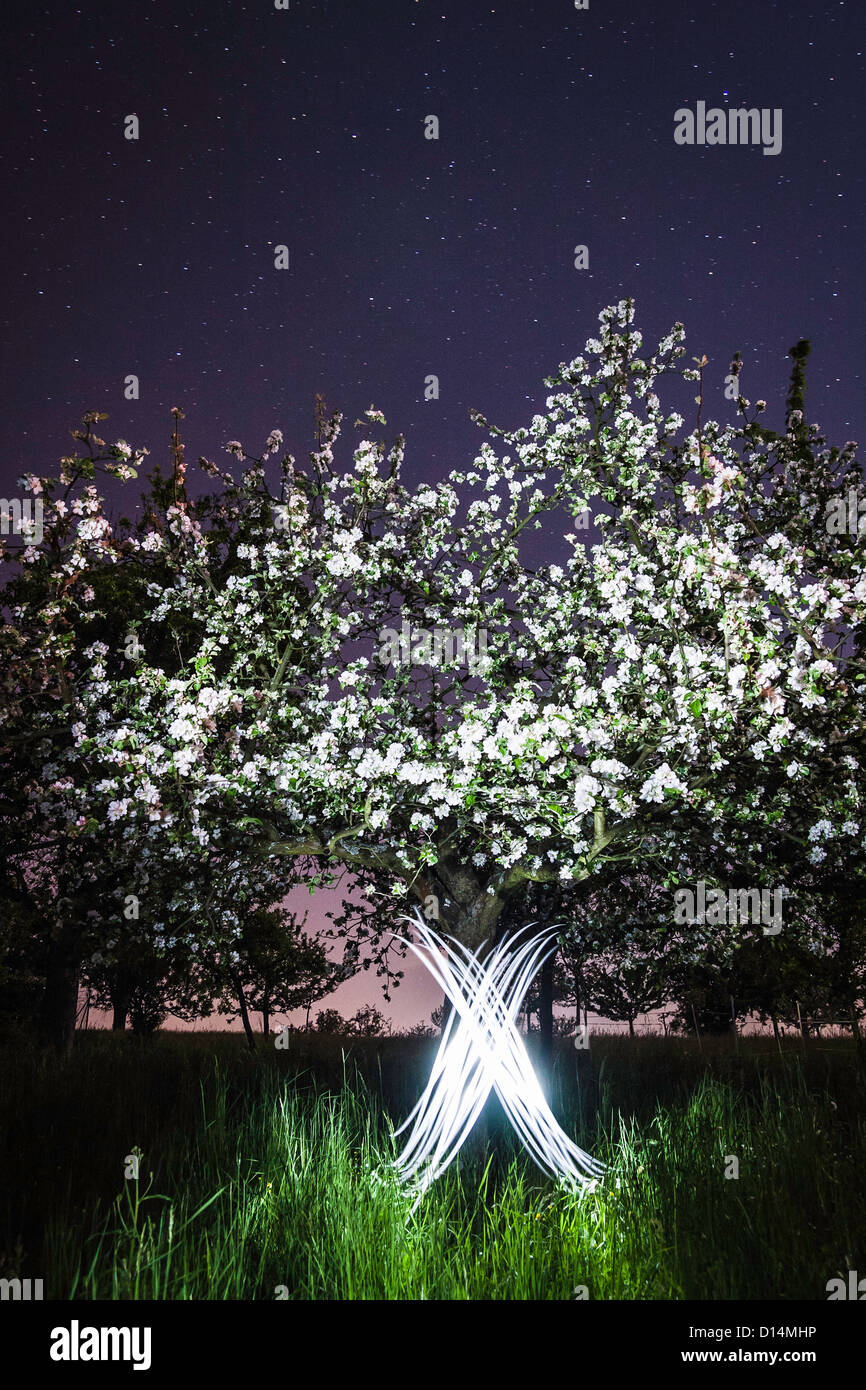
[110, 969, 132, 1030]
[419, 866, 506, 951]
[690, 1002, 703, 1051]
[231, 969, 257, 1052]
[539, 954, 554, 1077]
[628, 1015, 635, 1038]
[38, 924, 81, 1054]
[111, 976, 129, 1031]
[796, 1000, 808, 1042]
[850, 999, 864, 1070]
[770, 1011, 781, 1048]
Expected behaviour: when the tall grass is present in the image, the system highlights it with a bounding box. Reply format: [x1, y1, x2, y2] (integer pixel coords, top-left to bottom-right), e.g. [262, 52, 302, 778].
[1, 1032, 863, 1299]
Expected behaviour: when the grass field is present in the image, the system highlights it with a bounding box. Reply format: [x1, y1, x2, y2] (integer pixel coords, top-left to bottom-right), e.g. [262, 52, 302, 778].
[0, 1030, 863, 1300]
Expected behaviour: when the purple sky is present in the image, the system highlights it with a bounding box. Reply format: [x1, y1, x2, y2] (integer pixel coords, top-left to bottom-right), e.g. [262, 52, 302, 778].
[2, 0, 862, 495]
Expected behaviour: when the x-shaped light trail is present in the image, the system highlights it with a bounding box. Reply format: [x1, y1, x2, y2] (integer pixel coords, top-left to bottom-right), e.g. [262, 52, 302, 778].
[392, 917, 605, 1205]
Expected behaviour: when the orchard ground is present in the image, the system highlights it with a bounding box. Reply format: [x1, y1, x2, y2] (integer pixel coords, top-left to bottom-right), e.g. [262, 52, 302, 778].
[0, 1029, 863, 1300]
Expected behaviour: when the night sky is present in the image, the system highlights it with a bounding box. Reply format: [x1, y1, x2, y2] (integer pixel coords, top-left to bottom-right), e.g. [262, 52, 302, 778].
[3, 0, 863, 1026]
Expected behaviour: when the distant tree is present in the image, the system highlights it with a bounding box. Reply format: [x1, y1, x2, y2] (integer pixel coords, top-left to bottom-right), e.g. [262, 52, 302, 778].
[315, 1007, 346, 1034]
[313, 1003, 388, 1037]
[555, 871, 676, 1036]
[430, 1003, 447, 1033]
[399, 1018, 437, 1039]
[808, 883, 861, 1046]
[83, 922, 205, 1034]
[668, 964, 738, 1036]
[495, 879, 602, 1069]
[0, 899, 44, 1042]
[582, 947, 669, 1036]
[127, 966, 169, 1037]
[348, 1003, 388, 1037]
[218, 902, 351, 1041]
[721, 932, 824, 1041]
[520, 955, 571, 1035]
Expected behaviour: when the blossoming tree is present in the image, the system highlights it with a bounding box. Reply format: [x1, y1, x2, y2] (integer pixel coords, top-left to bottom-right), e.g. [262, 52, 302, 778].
[3, 303, 864, 1059]
[51, 301, 864, 956]
[0, 417, 332, 1046]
